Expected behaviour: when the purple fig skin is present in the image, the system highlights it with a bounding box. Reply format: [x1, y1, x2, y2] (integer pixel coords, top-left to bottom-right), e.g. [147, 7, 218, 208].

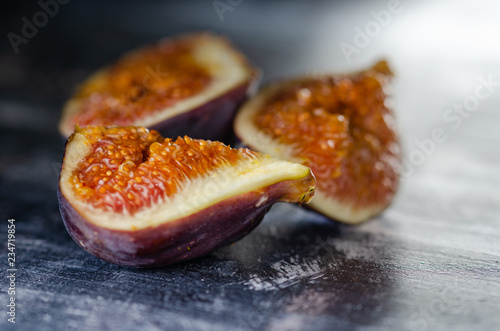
[58, 179, 307, 268]
[150, 79, 257, 143]
[56, 80, 256, 145]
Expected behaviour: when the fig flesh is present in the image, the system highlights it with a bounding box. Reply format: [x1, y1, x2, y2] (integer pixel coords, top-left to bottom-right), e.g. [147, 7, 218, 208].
[59, 32, 258, 142]
[234, 61, 401, 224]
[58, 126, 315, 267]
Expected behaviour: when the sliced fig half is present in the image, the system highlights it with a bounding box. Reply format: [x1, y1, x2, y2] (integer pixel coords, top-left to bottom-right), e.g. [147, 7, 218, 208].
[234, 60, 401, 224]
[58, 126, 315, 267]
[59, 32, 258, 142]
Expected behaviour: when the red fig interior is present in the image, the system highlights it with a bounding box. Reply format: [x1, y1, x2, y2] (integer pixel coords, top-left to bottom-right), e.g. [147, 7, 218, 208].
[59, 32, 257, 139]
[234, 61, 401, 224]
[59, 126, 315, 232]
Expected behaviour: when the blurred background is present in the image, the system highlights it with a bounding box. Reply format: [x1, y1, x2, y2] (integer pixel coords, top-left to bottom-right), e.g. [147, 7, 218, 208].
[1, 0, 499, 330]
[1, 0, 500, 178]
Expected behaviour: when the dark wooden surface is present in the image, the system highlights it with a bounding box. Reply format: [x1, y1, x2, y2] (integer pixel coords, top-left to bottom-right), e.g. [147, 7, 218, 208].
[1, 0, 499, 330]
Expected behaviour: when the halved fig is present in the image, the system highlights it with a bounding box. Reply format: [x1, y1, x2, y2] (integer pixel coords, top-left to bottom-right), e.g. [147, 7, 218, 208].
[58, 126, 315, 267]
[234, 60, 401, 224]
[59, 32, 258, 142]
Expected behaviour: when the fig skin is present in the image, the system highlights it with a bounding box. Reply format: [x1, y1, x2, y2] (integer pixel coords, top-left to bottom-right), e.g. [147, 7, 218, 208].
[57, 127, 315, 267]
[58, 179, 312, 268]
[149, 79, 257, 143]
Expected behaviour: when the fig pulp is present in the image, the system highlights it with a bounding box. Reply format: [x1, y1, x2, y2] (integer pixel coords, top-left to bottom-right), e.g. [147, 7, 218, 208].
[234, 61, 401, 224]
[59, 32, 258, 142]
[58, 126, 315, 267]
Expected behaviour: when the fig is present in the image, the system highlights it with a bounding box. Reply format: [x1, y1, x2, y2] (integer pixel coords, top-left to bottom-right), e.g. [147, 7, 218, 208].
[59, 32, 258, 142]
[58, 126, 315, 267]
[234, 60, 401, 224]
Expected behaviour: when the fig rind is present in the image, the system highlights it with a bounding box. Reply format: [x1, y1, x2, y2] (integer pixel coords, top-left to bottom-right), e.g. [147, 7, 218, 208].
[148, 79, 257, 143]
[58, 178, 313, 267]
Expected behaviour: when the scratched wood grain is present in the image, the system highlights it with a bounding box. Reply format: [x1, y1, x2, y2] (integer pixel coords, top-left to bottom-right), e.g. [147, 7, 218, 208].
[1, 0, 499, 330]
